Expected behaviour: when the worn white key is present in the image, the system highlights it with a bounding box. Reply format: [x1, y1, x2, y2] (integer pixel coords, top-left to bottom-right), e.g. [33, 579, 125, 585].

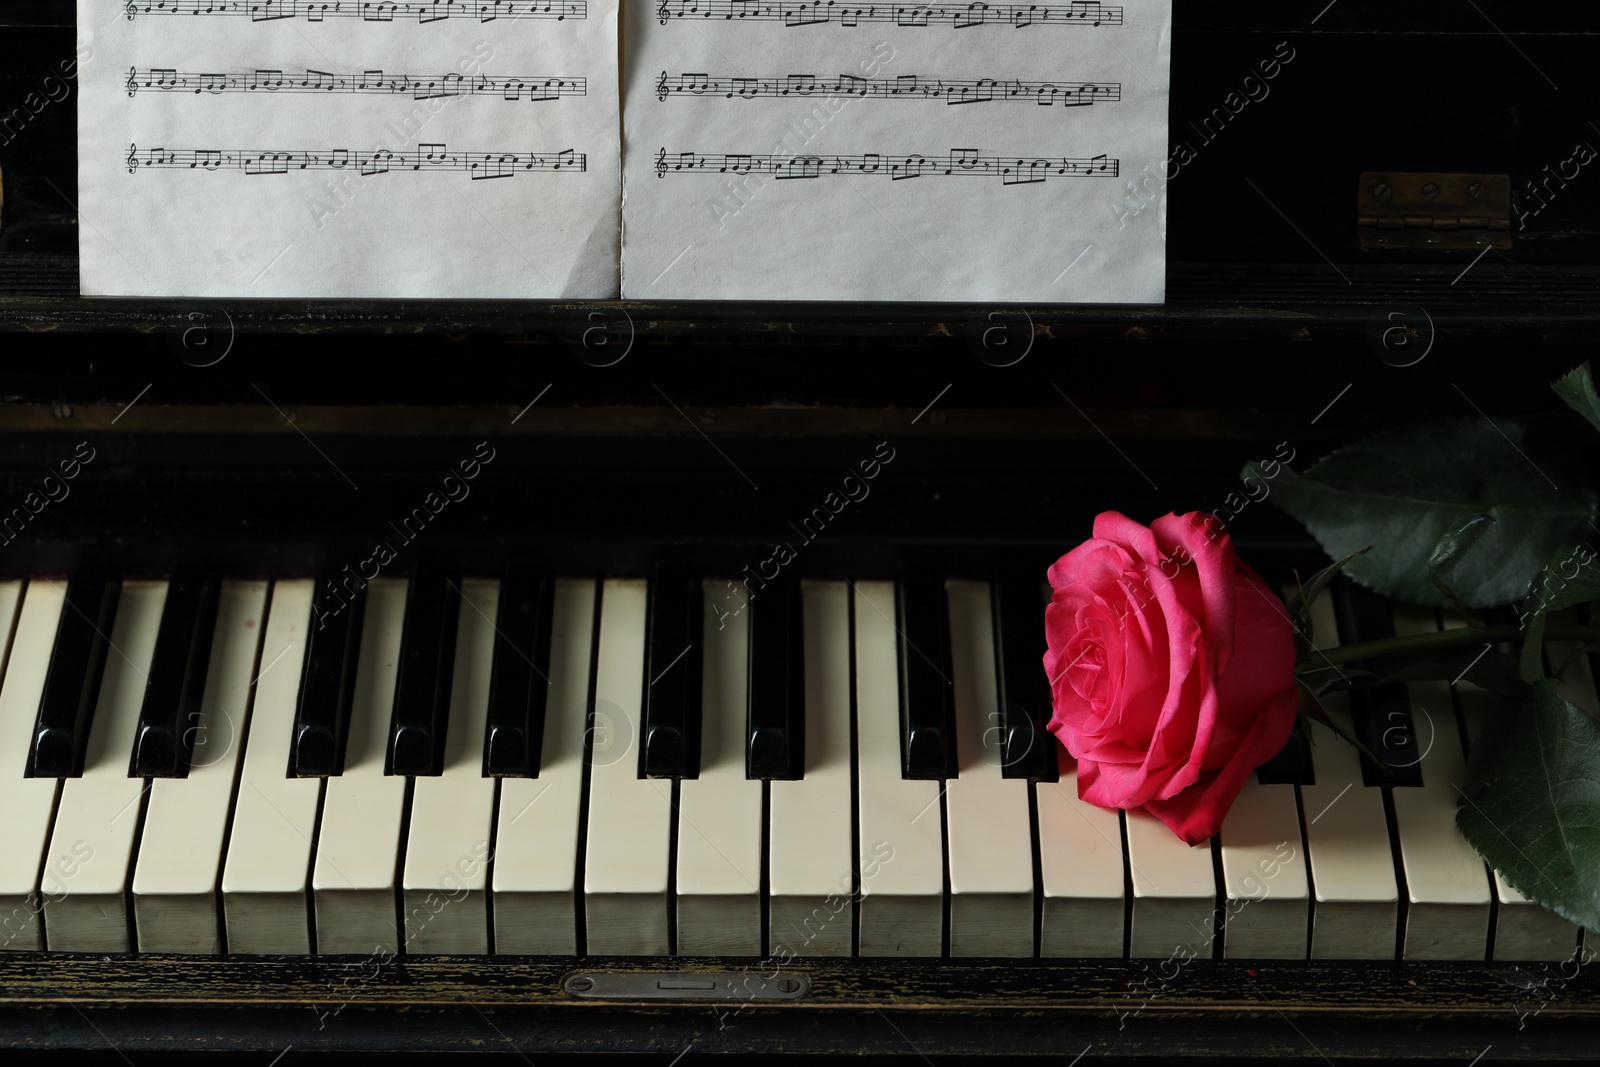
[313, 578, 408, 955]
[493, 578, 596, 954]
[1126, 807, 1215, 959]
[1036, 753, 1125, 958]
[0, 580, 50, 952]
[769, 580, 854, 958]
[1219, 775, 1308, 959]
[44, 580, 166, 952]
[1299, 591, 1398, 959]
[945, 579, 1034, 957]
[675, 578, 762, 955]
[1389, 604, 1491, 960]
[133, 580, 267, 953]
[583, 579, 670, 955]
[222, 579, 321, 953]
[853, 580, 943, 957]
[402, 579, 498, 954]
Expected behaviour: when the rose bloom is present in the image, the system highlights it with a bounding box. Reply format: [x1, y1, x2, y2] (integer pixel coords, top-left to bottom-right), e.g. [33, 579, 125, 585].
[1043, 511, 1298, 845]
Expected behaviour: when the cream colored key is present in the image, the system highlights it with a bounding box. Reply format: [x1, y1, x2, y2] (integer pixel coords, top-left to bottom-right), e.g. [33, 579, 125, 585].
[1126, 807, 1216, 959]
[675, 579, 762, 955]
[1219, 775, 1308, 959]
[1036, 755, 1125, 958]
[853, 580, 943, 957]
[493, 578, 596, 954]
[44, 580, 166, 952]
[402, 579, 498, 954]
[0, 580, 50, 952]
[133, 580, 267, 953]
[222, 579, 321, 953]
[945, 579, 1034, 957]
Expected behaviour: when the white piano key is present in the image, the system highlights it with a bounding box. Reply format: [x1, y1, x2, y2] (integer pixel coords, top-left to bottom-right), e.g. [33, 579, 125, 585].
[1125, 807, 1216, 959]
[1036, 754, 1125, 958]
[44, 580, 167, 952]
[493, 578, 596, 954]
[852, 580, 943, 958]
[0, 579, 50, 952]
[222, 579, 321, 953]
[1299, 590, 1398, 959]
[769, 580, 854, 959]
[402, 579, 498, 955]
[1389, 604, 1491, 960]
[944, 579, 1034, 958]
[583, 578, 671, 955]
[675, 578, 762, 956]
[133, 580, 267, 953]
[1219, 775, 1309, 959]
[313, 578, 408, 955]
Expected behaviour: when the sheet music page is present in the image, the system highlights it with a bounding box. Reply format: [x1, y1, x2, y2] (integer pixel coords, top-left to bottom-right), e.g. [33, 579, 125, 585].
[77, 1, 620, 298]
[620, 0, 1169, 301]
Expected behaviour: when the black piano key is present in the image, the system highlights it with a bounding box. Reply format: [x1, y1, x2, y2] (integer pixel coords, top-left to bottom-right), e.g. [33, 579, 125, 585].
[131, 574, 222, 778]
[898, 575, 955, 780]
[640, 569, 703, 779]
[387, 566, 461, 777]
[483, 570, 555, 777]
[992, 571, 1056, 781]
[1334, 580, 1424, 788]
[30, 572, 120, 779]
[746, 575, 802, 780]
[290, 574, 367, 777]
[1255, 719, 1315, 786]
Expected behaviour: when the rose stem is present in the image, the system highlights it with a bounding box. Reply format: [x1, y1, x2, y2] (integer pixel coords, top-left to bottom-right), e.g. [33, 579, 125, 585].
[1307, 624, 1600, 668]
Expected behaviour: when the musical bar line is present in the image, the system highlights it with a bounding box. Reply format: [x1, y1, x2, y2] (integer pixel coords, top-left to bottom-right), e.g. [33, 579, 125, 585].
[654, 0, 1121, 27]
[126, 143, 586, 178]
[123, 0, 587, 22]
[653, 146, 1118, 183]
[126, 67, 586, 101]
[655, 71, 1118, 106]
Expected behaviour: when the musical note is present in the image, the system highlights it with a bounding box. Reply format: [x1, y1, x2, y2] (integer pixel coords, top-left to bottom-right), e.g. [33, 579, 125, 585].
[126, 68, 138, 97]
[652, 148, 1118, 183]
[121, 67, 586, 100]
[125, 143, 588, 175]
[652, 72, 1118, 106]
[649, 0, 1121, 24]
[120, 0, 587, 20]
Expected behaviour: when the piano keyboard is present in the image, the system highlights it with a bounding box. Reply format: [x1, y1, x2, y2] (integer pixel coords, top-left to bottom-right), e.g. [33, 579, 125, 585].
[0, 570, 1587, 961]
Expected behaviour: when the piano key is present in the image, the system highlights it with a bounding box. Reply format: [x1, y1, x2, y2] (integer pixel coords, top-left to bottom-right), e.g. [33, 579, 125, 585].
[746, 575, 803, 780]
[1035, 749, 1125, 958]
[313, 578, 408, 955]
[402, 579, 497, 954]
[388, 566, 460, 776]
[1336, 582, 1423, 787]
[133, 580, 267, 953]
[1388, 604, 1492, 960]
[583, 578, 671, 955]
[482, 569, 554, 777]
[769, 580, 854, 958]
[1125, 807, 1216, 959]
[30, 571, 118, 779]
[898, 574, 954, 780]
[852, 580, 943, 957]
[1219, 774, 1310, 959]
[0, 580, 53, 951]
[289, 573, 367, 777]
[43, 580, 168, 952]
[493, 578, 596, 954]
[641, 568, 702, 779]
[131, 573, 221, 778]
[993, 571, 1054, 780]
[222, 579, 321, 953]
[1299, 589, 1399, 959]
[944, 579, 1035, 957]
[675, 578, 762, 955]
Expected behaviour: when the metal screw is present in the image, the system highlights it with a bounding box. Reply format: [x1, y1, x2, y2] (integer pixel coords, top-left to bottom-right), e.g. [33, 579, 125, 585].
[1373, 184, 1392, 200]
[1468, 183, 1486, 200]
[1421, 183, 1440, 199]
[929, 409, 948, 425]
[52, 403, 73, 420]
[568, 977, 593, 992]
[776, 979, 801, 993]
[699, 409, 717, 425]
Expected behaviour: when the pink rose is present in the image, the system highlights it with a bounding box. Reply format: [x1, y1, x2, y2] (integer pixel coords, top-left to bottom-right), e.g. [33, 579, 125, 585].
[1043, 511, 1298, 844]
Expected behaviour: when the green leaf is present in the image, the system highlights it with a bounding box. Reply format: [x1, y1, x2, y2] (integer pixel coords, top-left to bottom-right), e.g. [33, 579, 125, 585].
[1553, 362, 1600, 435]
[1428, 514, 1495, 610]
[1521, 611, 1547, 684]
[1523, 542, 1600, 616]
[1243, 418, 1596, 608]
[1287, 548, 1372, 644]
[1457, 680, 1600, 932]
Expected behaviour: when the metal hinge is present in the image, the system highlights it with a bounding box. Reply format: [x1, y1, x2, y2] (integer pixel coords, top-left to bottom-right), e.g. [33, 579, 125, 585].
[1357, 172, 1512, 250]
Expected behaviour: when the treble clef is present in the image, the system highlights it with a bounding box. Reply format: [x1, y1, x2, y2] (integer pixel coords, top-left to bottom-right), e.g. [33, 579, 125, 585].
[126, 67, 139, 97]
[656, 71, 668, 102]
[655, 147, 666, 178]
[127, 143, 139, 174]
[657, 0, 669, 22]
[125, 0, 137, 18]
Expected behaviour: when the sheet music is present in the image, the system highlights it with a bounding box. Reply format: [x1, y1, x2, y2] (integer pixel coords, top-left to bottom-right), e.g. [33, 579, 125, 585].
[78, 0, 620, 297]
[620, 0, 1169, 301]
